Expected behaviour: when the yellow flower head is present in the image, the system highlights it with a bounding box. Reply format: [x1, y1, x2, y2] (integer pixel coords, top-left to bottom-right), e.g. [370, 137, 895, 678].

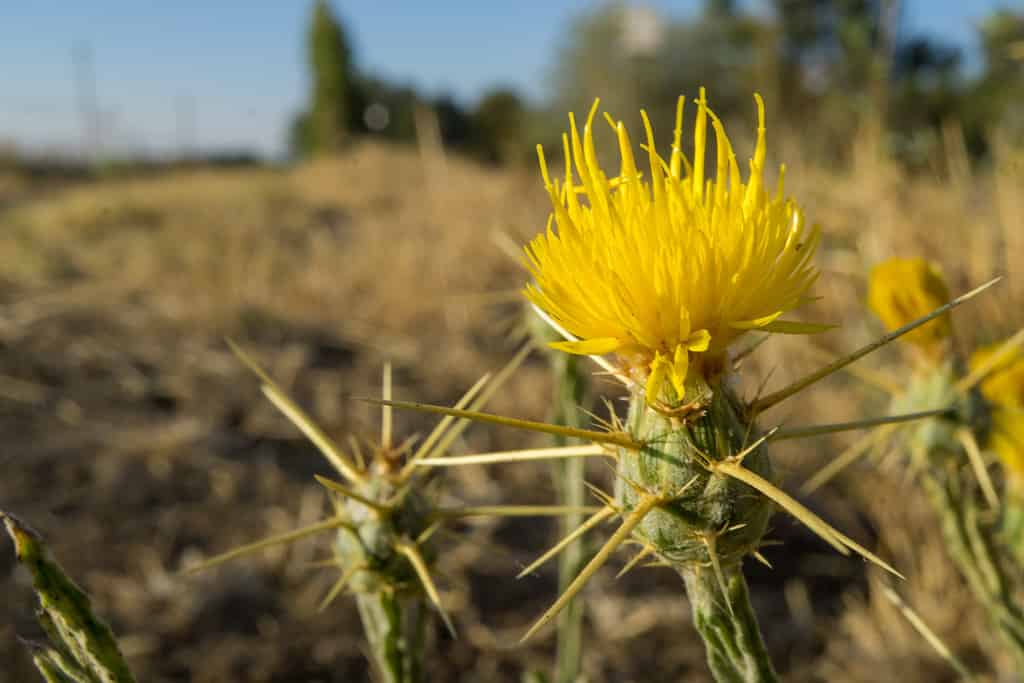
[867, 258, 952, 353]
[971, 341, 1024, 485]
[971, 341, 1024, 410]
[523, 89, 821, 404]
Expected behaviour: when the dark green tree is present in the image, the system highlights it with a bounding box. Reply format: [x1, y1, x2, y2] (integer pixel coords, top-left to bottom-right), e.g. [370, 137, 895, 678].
[547, 2, 768, 167]
[307, 0, 354, 154]
[972, 10, 1024, 142]
[288, 110, 314, 159]
[349, 75, 418, 141]
[433, 94, 475, 149]
[886, 35, 964, 165]
[472, 88, 527, 165]
[772, 0, 892, 116]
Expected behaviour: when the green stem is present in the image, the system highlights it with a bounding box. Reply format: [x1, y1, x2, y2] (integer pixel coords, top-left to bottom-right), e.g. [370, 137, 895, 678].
[550, 352, 587, 683]
[3, 511, 136, 683]
[355, 592, 426, 683]
[1001, 488, 1024, 566]
[532, 307, 590, 683]
[615, 380, 779, 682]
[681, 565, 778, 683]
[921, 469, 1024, 671]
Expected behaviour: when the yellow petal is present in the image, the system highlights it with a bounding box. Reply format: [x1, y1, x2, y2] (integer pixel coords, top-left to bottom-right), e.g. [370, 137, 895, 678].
[670, 346, 690, 398]
[730, 312, 783, 330]
[549, 337, 622, 356]
[679, 308, 692, 341]
[867, 257, 951, 352]
[687, 329, 712, 351]
[646, 352, 668, 404]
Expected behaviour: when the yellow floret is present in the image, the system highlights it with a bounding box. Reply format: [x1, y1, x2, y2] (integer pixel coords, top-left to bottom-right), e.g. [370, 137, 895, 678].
[972, 341, 1024, 410]
[867, 257, 952, 354]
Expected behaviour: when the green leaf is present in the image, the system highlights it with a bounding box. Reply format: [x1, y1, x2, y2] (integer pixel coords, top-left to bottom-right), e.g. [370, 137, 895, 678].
[2, 511, 136, 683]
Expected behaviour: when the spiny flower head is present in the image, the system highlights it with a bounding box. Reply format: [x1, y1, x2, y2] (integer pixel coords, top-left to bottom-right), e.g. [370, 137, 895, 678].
[867, 257, 952, 355]
[523, 89, 821, 404]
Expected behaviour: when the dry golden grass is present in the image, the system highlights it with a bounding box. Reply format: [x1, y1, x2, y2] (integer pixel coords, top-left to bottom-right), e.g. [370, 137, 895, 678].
[0, 132, 1021, 681]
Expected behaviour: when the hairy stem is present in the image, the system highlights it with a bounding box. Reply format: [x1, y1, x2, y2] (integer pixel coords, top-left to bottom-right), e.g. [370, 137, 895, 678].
[616, 379, 779, 682]
[1002, 487, 1024, 566]
[921, 468, 1024, 671]
[551, 352, 588, 683]
[355, 592, 426, 683]
[681, 565, 778, 683]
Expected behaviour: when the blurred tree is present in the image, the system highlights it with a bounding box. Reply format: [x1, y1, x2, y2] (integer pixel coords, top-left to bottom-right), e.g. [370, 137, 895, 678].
[971, 10, 1024, 143]
[887, 35, 964, 165]
[350, 75, 419, 141]
[433, 94, 475, 149]
[705, 0, 737, 17]
[288, 111, 314, 159]
[770, 0, 985, 164]
[772, 1, 892, 121]
[471, 88, 528, 165]
[307, 0, 354, 154]
[546, 2, 768, 166]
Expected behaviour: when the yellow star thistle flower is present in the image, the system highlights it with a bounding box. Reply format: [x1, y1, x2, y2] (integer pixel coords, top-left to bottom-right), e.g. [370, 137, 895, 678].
[972, 342, 1024, 410]
[970, 342, 1024, 485]
[867, 257, 952, 354]
[523, 89, 822, 405]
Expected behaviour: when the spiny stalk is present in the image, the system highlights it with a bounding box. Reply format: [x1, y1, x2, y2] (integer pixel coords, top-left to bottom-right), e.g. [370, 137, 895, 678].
[402, 373, 490, 473]
[318, 563, 366, 612]
[182, 515, 356, 575]
[770, 408, 954, 441]
[365, 398, 643, 450]
[616, 543, 656, 579]
[517, 506, 615, 578]
[749, 277, 1001, 416]
[227, 338, 364, 484]
[399, 344, 533, 479]
[416, 443, 609, 467]
[521, 494, 661, 642]
[881, 585, 975, 681]
[394, 541, 455, 637]
[434, 505, 601, 520]
[713, 460, 903, 578]
[955, 427, 999, 509]
[315, 475, 393, 513]
[801, 425, 898, 493]
[189, 343, 581, 682]
[862, 258, 1024, 674]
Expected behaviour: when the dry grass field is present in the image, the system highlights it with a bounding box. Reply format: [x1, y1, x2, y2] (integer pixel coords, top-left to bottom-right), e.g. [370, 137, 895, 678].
[1, 132, 1022, 681]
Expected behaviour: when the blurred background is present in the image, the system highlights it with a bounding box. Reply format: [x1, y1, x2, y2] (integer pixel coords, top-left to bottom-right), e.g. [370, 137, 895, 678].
[1, 1, 1023, 681]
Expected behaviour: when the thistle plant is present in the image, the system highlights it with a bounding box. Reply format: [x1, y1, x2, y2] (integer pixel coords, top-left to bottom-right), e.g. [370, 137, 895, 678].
[816, 256, 1024, 670]
[184, 343, 593, 683]
[377, 90, 996, 681]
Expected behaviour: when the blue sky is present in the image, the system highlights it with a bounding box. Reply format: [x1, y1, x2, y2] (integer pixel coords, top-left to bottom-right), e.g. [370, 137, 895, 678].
[0, 1, 1012, 157]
